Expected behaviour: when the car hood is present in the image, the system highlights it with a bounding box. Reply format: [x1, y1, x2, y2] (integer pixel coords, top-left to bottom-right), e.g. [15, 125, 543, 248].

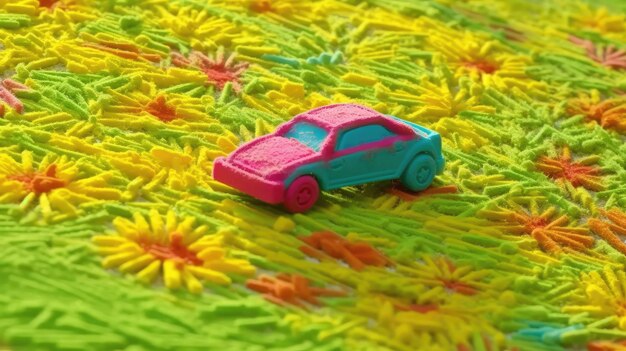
[229, 136, 317, 178]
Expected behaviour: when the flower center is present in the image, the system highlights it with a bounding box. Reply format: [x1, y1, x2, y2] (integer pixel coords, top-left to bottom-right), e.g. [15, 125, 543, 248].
[39, 0, 59, 8]
[396, 303, 439, 314]
[9, 164, 65, 194]
[146, 96, 177, 122]
[525, 216, 548, 232]
[140, 232, 203, 266]
[542, 156, 598, 187]
[203, 67, 240, 89]
[464, 60, 499, 74]
[250, 0, 272, 12]
[562, 162, 595, 185]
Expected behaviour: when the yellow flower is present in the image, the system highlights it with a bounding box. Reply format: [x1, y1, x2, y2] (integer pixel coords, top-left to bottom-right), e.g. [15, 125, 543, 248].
[93, 210, 256, 294]
[347, 295, 505, 351]
[398, 256, 488, 296]
[479, 199, 593, 254]
[418, 18, 548, 98]
[108, 144, 233, 201]
[97, 90, 213, 131]
[0, 150, 122, 219]
[563, 267, 626, 329]
[408, 75, 496, 121]
[570, 5, 625, 38]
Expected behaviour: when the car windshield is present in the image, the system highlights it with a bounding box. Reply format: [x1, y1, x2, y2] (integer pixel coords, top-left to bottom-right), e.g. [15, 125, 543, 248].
[282, 122, 328, 152]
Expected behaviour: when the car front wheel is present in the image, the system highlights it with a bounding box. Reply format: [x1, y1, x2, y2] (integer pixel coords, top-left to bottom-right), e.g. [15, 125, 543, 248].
[284, 175, 319, 213]
[401, 154, 436, 192]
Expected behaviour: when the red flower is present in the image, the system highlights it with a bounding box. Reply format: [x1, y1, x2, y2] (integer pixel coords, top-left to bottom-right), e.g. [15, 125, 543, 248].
[172, 50, 248, 92]
[570, 36, 626, 70]
[0, 79, 26, 115]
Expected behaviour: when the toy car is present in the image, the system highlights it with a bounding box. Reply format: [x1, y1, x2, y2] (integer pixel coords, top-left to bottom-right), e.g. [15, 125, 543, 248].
[213, 103, 445, 213]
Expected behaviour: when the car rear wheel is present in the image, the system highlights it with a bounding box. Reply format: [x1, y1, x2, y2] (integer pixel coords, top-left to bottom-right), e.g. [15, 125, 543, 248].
[284, 175, 319, 213]
[401, 154, 436, 192]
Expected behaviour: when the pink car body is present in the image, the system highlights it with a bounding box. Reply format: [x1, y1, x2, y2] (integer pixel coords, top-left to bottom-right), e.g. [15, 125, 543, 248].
[213, 104, 444, 212]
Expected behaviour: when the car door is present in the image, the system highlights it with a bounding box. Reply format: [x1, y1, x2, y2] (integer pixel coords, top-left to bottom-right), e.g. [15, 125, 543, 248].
[327, 124, 404, 188]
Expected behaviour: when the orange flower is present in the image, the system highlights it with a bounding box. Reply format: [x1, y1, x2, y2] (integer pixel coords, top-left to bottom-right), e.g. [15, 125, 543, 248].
[480, 204, 593, 253]
[536, 147, 604, 191]
[246, 273, 345, 308]
[568, 92, 626, 132]
[299, 231, 392, 271]
[589, 208, 626, 256]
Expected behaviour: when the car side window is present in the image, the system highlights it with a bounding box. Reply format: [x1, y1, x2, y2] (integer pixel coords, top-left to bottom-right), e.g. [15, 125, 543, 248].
[336, 124, 395, 151]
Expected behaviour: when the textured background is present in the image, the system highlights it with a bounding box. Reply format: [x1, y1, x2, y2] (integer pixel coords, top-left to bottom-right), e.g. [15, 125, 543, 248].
[2, 0, 626, 350]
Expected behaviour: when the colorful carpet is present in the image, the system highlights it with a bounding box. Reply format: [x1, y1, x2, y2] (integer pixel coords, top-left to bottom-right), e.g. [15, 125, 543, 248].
[2, 0, 626, 350]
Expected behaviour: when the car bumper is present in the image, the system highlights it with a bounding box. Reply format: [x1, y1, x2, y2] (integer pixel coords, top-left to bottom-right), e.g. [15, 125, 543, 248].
[213, 158, 285, 204]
